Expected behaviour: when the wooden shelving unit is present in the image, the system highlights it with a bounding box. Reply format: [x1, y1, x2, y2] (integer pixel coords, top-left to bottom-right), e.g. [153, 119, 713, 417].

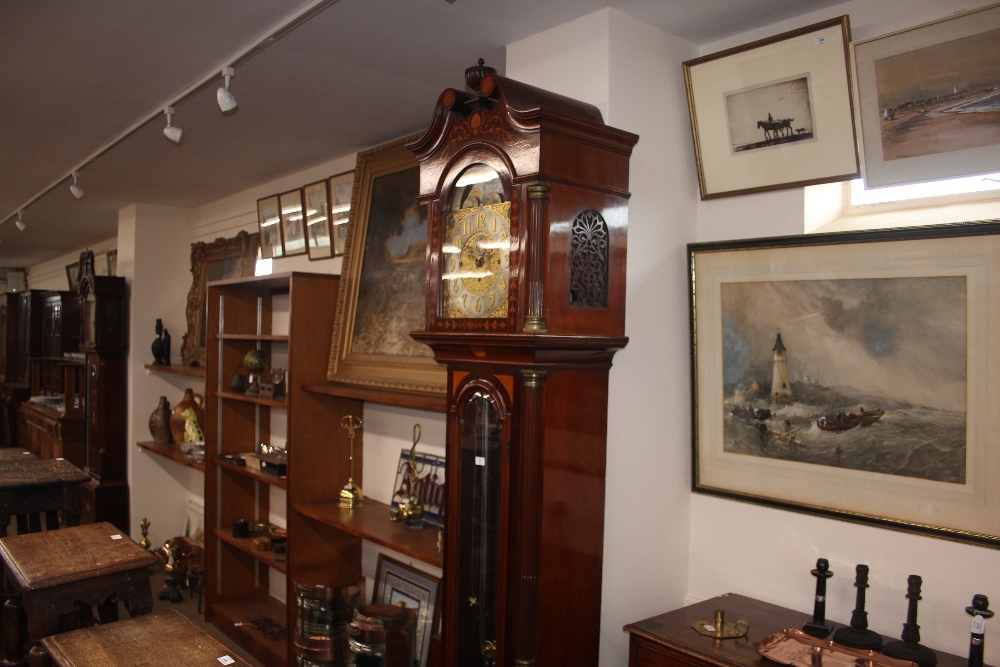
[136, 440, 204, 472]
[203, 272, 450, 666]
[143, 363, 206, 379]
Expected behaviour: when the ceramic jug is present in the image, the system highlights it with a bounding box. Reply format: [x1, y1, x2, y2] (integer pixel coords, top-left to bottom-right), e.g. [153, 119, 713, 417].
[169, 388, 205, 445]
[148, 396, 172, 444]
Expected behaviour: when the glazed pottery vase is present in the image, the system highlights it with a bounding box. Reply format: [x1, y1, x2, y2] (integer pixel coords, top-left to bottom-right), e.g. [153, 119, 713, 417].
[161, 328, 171, 365]
[148, 396, 172, 444]
[169, 388, 204, 445]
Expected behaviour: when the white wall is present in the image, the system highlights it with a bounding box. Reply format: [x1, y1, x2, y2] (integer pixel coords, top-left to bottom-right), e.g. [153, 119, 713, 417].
[691, 3, 1000, 665]
[508, 10, 701, 664]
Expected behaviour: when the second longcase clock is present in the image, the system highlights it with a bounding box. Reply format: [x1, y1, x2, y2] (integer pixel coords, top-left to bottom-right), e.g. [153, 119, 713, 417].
[410, 60, 638, 666]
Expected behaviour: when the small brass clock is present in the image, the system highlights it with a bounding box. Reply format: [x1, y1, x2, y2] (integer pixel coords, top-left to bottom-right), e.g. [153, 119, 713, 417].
[441, 164, 510, 319]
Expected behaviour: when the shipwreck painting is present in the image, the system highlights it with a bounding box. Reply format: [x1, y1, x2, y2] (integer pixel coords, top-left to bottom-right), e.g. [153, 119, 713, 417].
[720, 277, 967, 483]
[689, 224, 1000, 548]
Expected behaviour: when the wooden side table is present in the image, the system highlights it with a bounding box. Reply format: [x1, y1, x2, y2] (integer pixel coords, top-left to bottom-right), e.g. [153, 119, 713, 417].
[42, 608, 254, 666]
[624, 593, 974, 667]
[0, 456, 89, 536]
[0, 522, 157, 667]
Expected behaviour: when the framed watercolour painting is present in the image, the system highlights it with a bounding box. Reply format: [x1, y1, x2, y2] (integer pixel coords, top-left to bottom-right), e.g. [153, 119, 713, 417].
[689, 221, 1000, 548]
[257, 195, 283, 260]
[683, 16, 859, 199]
[327, 134, 446, 400]
[852, 3, 1000, 189]
[303, 179, 333, 261]
[279, 188, 306, 256]
[372, 554, 440, 667]
[329, 170, 353, 256]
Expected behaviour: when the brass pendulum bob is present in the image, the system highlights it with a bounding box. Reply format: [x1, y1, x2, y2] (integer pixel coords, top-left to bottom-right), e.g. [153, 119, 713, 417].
[339, 415, 364, 508]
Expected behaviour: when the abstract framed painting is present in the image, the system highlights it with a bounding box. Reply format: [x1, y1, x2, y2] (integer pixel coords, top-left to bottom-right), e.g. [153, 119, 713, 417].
[689, 220, 1000, 548]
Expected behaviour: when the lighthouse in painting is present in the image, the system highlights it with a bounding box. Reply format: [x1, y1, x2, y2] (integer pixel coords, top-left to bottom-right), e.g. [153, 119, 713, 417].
[770, 331, 795, 406]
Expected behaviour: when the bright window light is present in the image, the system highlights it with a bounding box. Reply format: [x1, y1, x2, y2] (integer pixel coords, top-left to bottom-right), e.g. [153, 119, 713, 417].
[850, 172, 1000, 206]
[255, 257, 272, 276]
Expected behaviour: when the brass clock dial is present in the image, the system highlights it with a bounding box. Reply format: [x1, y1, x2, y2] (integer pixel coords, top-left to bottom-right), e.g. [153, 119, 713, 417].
[442, 201, 510, 319]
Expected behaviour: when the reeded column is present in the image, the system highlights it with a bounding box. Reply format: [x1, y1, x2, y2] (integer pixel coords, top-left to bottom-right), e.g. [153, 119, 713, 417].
[522, 183, 550, 333]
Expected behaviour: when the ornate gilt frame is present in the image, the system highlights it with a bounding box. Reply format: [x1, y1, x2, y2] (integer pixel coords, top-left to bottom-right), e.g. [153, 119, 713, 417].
[181, 230, 260, 367]
[326, 133, 446, 399]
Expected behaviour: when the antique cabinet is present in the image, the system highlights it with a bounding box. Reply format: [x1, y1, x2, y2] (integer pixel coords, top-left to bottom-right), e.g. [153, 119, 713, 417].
[78, 251, 130, 532]
[410, 61, 638, 666]
[0, 290, 43, 448]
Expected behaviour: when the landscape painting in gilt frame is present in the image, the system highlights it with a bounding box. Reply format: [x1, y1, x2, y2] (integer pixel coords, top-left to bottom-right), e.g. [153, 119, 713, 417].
[683, 16, 858, 199]
[327, 134, 446, 398]
[689, 221, 1000, 548]
[852, 3, 1000, 188]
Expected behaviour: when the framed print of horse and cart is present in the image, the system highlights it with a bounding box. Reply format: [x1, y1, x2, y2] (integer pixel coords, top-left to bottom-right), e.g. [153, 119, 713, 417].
[683, 16, 859, 199]
[689, 221, 1000, 549]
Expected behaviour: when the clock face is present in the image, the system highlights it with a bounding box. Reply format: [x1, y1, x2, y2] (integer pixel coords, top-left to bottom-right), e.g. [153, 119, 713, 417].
[442, 164, 510, 319]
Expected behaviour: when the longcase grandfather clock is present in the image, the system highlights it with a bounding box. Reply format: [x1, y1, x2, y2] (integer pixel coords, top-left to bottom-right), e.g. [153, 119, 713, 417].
[78, 250, 130, 532]
[410, 61, 638, 667]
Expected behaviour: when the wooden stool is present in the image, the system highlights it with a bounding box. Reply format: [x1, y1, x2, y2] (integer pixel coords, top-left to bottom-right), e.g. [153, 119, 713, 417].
[0, 522, 157, 667]
[41, 608, 254, 667]
[0, 456, 89, 537]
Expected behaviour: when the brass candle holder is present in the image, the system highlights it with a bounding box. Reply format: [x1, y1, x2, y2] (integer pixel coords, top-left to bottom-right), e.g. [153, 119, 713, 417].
[390, 423, 425, 528]
[339, 414, 364, 508]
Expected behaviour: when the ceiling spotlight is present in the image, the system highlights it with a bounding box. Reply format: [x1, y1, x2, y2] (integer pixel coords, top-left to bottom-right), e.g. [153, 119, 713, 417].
[69, 171, 84, 199]
[163, 106, 183, 143]
[217, 66, 238, 112]
[15, 211, 25, 231]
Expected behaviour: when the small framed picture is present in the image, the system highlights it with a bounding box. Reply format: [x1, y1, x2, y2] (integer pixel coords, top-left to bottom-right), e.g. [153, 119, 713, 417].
[389, 449, 446, 526]
[372, 554, 440, 667]
[303, 179, 333, 261]
[329, 170, 354, 256]
[257, 195, 283, 259]
[66, 262, 81, 292]
[683, 16, 859, 199]
[279, 189, 306, 256]
[851, 3, 1000, 188]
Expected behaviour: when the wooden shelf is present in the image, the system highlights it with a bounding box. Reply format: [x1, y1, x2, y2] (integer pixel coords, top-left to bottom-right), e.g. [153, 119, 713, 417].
[214, 455, 287, 489]
[303, 382, 447, 413]
[136, 440, 204, 472]
[143, 363, 206, 379]
[207, 594, 287, 667]
[214, 527, 288, 573]
[215, 333, 289, 343]
[216, 390, 287, 409]
[292, 498, 442, 569]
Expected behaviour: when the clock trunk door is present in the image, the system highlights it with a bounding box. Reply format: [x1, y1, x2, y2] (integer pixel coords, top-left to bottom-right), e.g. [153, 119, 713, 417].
[453, 382, 511, 666]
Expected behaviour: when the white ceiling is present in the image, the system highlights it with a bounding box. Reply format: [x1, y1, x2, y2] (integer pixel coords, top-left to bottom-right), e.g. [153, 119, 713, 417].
[0, 0, 845, 269]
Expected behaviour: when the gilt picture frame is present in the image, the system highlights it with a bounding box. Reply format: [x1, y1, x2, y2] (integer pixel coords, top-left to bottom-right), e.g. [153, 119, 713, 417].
[689, 221, 1000, 548]
[372, 554, 440, 667]
[327, 133, 446, 399]
[303, 179, 334, 261]
[180, 231, 260, 367]
[279, 188, 307, 256]
[683, 16, 859, 199]
[257, 195, 283, 260]
[851, 3, 1000, 189]
[329, 170, 354, 256]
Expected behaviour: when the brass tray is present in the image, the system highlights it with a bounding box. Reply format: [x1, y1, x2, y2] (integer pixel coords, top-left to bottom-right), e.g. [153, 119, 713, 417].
[755, 629, 918, 667]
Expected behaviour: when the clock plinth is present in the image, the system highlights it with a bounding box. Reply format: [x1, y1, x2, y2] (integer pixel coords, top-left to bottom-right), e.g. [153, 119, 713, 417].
[409, 62, 637, 667]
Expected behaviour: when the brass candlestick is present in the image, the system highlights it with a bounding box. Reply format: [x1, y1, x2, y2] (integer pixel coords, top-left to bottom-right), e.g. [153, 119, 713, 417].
[339, 415, 364, 508]
[390, 423, 425, 528]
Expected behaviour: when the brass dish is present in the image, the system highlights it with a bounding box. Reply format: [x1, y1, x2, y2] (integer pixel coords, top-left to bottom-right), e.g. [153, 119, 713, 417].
[756, 629, 918, 667]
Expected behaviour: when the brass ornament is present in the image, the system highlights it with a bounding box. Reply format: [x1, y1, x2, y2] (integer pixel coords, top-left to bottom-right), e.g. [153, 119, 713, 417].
[390, 423, 426, 528]
[339, 415, 364, 508]
[692, 608, 749, 639]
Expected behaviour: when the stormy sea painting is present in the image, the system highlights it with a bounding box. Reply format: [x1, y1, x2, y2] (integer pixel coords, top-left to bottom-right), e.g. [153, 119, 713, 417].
[721, 277, 967, 484]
